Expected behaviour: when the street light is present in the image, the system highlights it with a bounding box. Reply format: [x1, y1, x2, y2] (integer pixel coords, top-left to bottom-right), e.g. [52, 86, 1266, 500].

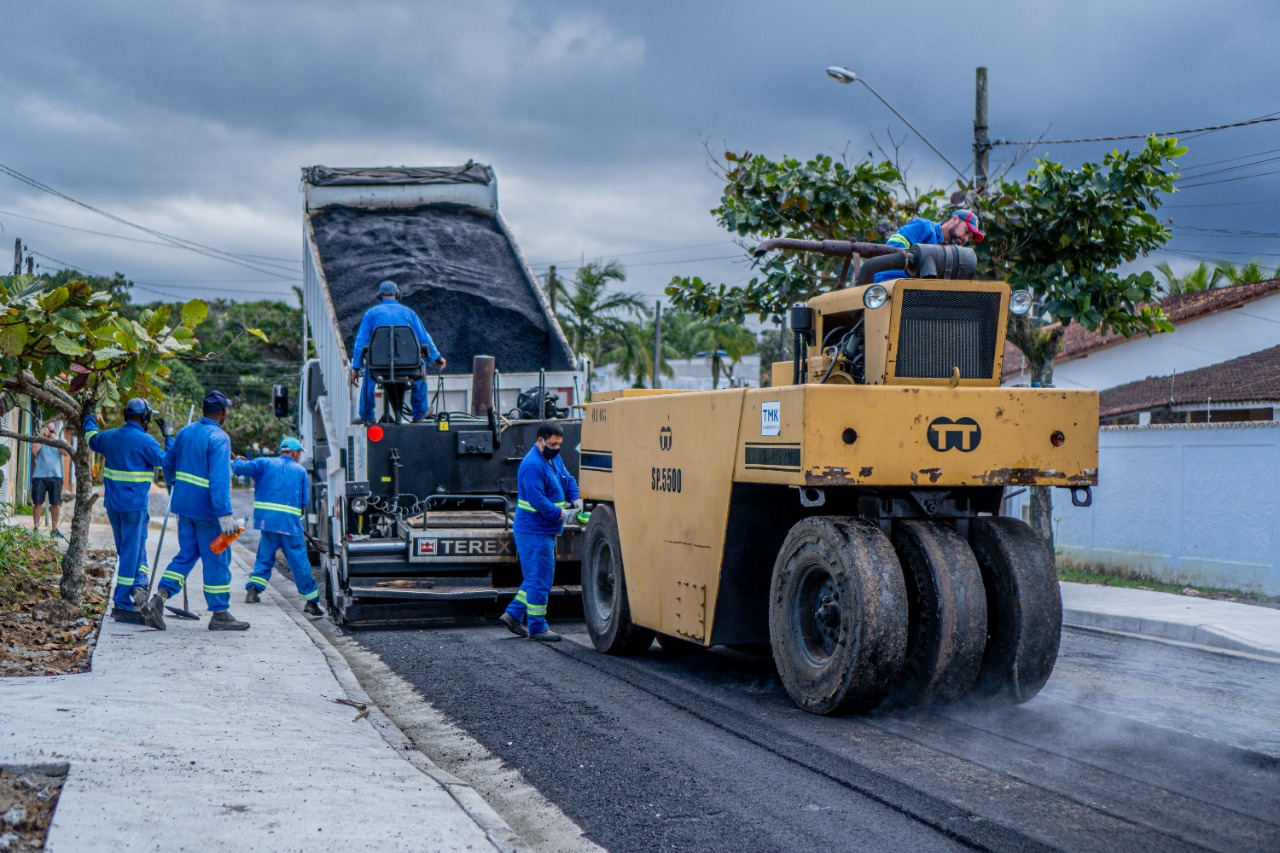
[824, 66, 967, 182]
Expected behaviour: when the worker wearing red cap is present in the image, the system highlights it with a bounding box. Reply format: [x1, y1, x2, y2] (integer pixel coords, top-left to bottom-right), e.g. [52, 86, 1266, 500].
[874, 209, 985, 282]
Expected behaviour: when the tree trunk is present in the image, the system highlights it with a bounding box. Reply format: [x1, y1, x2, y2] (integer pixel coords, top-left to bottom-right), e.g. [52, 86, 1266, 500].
[1008, 316, 1067, 557]
[59, 435, 96, 605]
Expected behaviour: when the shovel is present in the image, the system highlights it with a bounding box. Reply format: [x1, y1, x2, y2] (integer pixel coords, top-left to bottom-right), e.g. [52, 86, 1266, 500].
[150, 405, 200, 620]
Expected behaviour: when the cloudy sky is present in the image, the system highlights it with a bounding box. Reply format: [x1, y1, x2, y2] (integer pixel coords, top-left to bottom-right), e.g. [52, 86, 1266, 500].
[3, 1, 1279, 309]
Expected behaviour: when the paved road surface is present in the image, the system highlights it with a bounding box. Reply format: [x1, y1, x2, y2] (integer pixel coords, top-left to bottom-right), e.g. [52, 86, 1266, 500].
[356, 620, 1280, 853]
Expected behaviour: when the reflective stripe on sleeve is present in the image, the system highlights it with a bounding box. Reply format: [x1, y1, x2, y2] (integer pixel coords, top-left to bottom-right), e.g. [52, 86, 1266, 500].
[886, 234, 911, 248]
[175, 471, 210, 488]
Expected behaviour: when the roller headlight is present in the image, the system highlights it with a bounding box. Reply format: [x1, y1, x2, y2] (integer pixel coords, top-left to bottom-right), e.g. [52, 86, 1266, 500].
[350, 496, 368, 515]
[863, 284, 889, 310]
[1009, 289, 1034, 315]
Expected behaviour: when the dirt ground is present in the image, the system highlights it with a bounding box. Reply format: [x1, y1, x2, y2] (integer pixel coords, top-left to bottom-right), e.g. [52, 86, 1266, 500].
[0, 541, 114, 677]
[0, 765, 66, 852]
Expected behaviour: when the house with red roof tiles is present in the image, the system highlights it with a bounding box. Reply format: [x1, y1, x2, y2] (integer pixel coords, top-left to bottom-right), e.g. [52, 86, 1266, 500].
[1002, 278, 1280, 402]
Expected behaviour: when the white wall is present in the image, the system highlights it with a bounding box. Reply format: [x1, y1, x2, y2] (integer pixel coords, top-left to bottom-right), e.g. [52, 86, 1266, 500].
[1004, 291, 1280, 391]
[592, 356, 761, 394]
[1006, 422, 1280, 594]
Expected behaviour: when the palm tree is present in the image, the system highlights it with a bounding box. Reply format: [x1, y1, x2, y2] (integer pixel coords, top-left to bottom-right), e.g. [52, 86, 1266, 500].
[1154, 261, 1223, 297]
[684, 319, 758, 389]
[553, 261, 649, 365]
[600, 319, 677, 388]
[1214, 259, 1274, 286]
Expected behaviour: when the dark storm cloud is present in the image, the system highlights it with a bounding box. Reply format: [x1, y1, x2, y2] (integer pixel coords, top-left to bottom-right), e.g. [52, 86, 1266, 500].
[2, 0, 1279, 305]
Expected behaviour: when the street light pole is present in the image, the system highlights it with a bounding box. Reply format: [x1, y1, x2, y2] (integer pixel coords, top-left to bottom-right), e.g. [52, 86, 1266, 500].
[825, 66, 967, 183]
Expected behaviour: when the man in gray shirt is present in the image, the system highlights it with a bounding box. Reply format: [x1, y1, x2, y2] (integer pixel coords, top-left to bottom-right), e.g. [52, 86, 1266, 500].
[31, 421, 66, 538]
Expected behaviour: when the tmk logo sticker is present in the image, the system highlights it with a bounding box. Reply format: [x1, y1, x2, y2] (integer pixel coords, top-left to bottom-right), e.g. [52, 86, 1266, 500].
[659, 425, 673, 451]
[416, 538, 438, 556]
[927, 417, 981, 452]
[761, 401, 781, 436]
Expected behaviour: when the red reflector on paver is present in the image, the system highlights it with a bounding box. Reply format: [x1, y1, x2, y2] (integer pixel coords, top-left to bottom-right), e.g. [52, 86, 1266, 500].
[368, 425, 385, 442]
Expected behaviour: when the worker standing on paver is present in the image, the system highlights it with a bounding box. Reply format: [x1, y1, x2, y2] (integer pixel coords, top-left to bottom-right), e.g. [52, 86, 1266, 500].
[874, 209, 985, 282]
[231, 437, 322, 617]
[83, 399, 175, 624]
[499, 421, 580, 642]
[348, 280, 446, 424]
[142, 391, 249, 632]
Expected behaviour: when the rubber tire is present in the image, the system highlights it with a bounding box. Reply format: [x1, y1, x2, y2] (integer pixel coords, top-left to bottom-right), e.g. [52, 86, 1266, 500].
[889, 521, 988, 706]
[582, 505, 655, 654]
[768, 517, 908, 715]
[968, 517, 1062, 702]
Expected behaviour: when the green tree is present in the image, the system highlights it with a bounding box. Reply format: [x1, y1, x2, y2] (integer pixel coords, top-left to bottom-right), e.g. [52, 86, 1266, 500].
[663, 311, 758, 388]
[668, 152, 943, 325]
[1153, 261, 1222, 296]
[668, 138, 1185, 553]
[1213, 259, 1274, 287]
[600, 314, 677, 389]
[0, 274, 206, 602]
[554, 261, 650, 368]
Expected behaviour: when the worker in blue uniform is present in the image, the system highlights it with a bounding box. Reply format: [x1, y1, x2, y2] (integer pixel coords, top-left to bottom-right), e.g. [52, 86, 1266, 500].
[348, 280, 446, 424]
[500, 421, 581, 642]
[874, 209, 985, 282]
[83, 398, 175, 625]
[142, 390, 249, 632]
[232, 437, 322, 616]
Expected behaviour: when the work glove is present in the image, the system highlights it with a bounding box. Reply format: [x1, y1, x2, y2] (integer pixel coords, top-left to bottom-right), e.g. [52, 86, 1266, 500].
[561, 508, 577, 524]
[155, 417, 174, 438]
[433, 357, 447, 371]
[218, 515, 239, 538]
[571, 499, 584, 511]
[82, 399, 95, 420]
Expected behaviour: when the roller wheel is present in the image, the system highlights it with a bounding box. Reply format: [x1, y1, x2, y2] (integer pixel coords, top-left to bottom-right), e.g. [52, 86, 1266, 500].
[582, 505, 654, 654]
[889, 521, 988, 705]
[768, 517, 907, 715]
[969, 517, 1061, 702]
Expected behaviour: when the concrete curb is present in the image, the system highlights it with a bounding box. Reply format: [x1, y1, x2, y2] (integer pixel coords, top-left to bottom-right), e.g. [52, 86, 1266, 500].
[1063, 608, 1280, 662]
[235, 546, 528, 853]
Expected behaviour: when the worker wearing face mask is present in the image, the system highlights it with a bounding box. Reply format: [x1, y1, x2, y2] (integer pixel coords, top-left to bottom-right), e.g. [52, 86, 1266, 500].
[499, 421, 580, 642]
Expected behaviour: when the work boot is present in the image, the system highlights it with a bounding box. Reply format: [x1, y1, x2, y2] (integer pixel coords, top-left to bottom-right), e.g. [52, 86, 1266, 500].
[131, 585, 148, 610]
[208, 611, 250, 631]
[530, 628, 562, 643]
[142, 591, 170, 631]
[110, 607, 146, 625]
[303, 600, 323, 618]
[245, 586, 261, 604]
[499, 612, 528, 638]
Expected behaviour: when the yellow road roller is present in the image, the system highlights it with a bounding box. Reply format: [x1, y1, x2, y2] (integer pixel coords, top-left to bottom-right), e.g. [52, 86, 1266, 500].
[579, 240, 1097, 715]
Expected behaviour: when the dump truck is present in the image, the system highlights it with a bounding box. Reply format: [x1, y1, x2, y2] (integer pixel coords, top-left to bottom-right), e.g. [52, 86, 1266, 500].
[297, 164, 586, 624]
[578, 240, 1097, 714]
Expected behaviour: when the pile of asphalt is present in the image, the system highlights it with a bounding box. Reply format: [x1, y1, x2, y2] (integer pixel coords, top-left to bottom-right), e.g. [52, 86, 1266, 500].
[309, 205, 574, 375]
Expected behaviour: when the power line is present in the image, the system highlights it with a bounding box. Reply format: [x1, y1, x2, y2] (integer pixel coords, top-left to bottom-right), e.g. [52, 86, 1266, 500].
[0, 161, 297, 279]
[526, 241, 736, 268]
[990, 112, 1280, 147]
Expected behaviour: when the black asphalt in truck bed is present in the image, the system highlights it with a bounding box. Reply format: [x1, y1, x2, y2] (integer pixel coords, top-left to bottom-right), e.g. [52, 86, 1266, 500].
[309, 204, 573, 376]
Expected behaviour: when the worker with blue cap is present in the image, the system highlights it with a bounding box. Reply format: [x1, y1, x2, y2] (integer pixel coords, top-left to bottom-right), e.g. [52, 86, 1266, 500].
[874, 209, 986, 282]
[349, 279, 445, 424]
[231, 436, 321, 616]
[82, 397, 175, 624]
[142, 390, 249, 632]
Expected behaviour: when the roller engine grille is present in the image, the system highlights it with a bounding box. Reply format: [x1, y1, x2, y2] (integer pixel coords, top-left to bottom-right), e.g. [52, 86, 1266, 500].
[894, 290, 1001, 379]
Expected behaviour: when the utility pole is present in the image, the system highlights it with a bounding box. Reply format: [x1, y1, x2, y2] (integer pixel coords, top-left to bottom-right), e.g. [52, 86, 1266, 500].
[652, 300, 662, 389]
[546, 265, 558, 316]
[974, 67, 989, 193]
[12, 239, 20, 276]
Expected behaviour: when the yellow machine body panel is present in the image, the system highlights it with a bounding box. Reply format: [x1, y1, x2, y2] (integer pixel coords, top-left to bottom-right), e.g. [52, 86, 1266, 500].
[582, 383, 1097, 644]
[582, 389, 748, 642]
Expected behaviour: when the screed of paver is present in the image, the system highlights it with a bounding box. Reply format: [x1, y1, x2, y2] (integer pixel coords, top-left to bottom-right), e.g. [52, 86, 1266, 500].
[0, 524, 496, 852]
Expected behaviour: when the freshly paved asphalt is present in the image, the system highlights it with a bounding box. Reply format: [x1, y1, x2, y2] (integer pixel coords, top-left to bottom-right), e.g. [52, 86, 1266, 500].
[356, 619, 1280, 853]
